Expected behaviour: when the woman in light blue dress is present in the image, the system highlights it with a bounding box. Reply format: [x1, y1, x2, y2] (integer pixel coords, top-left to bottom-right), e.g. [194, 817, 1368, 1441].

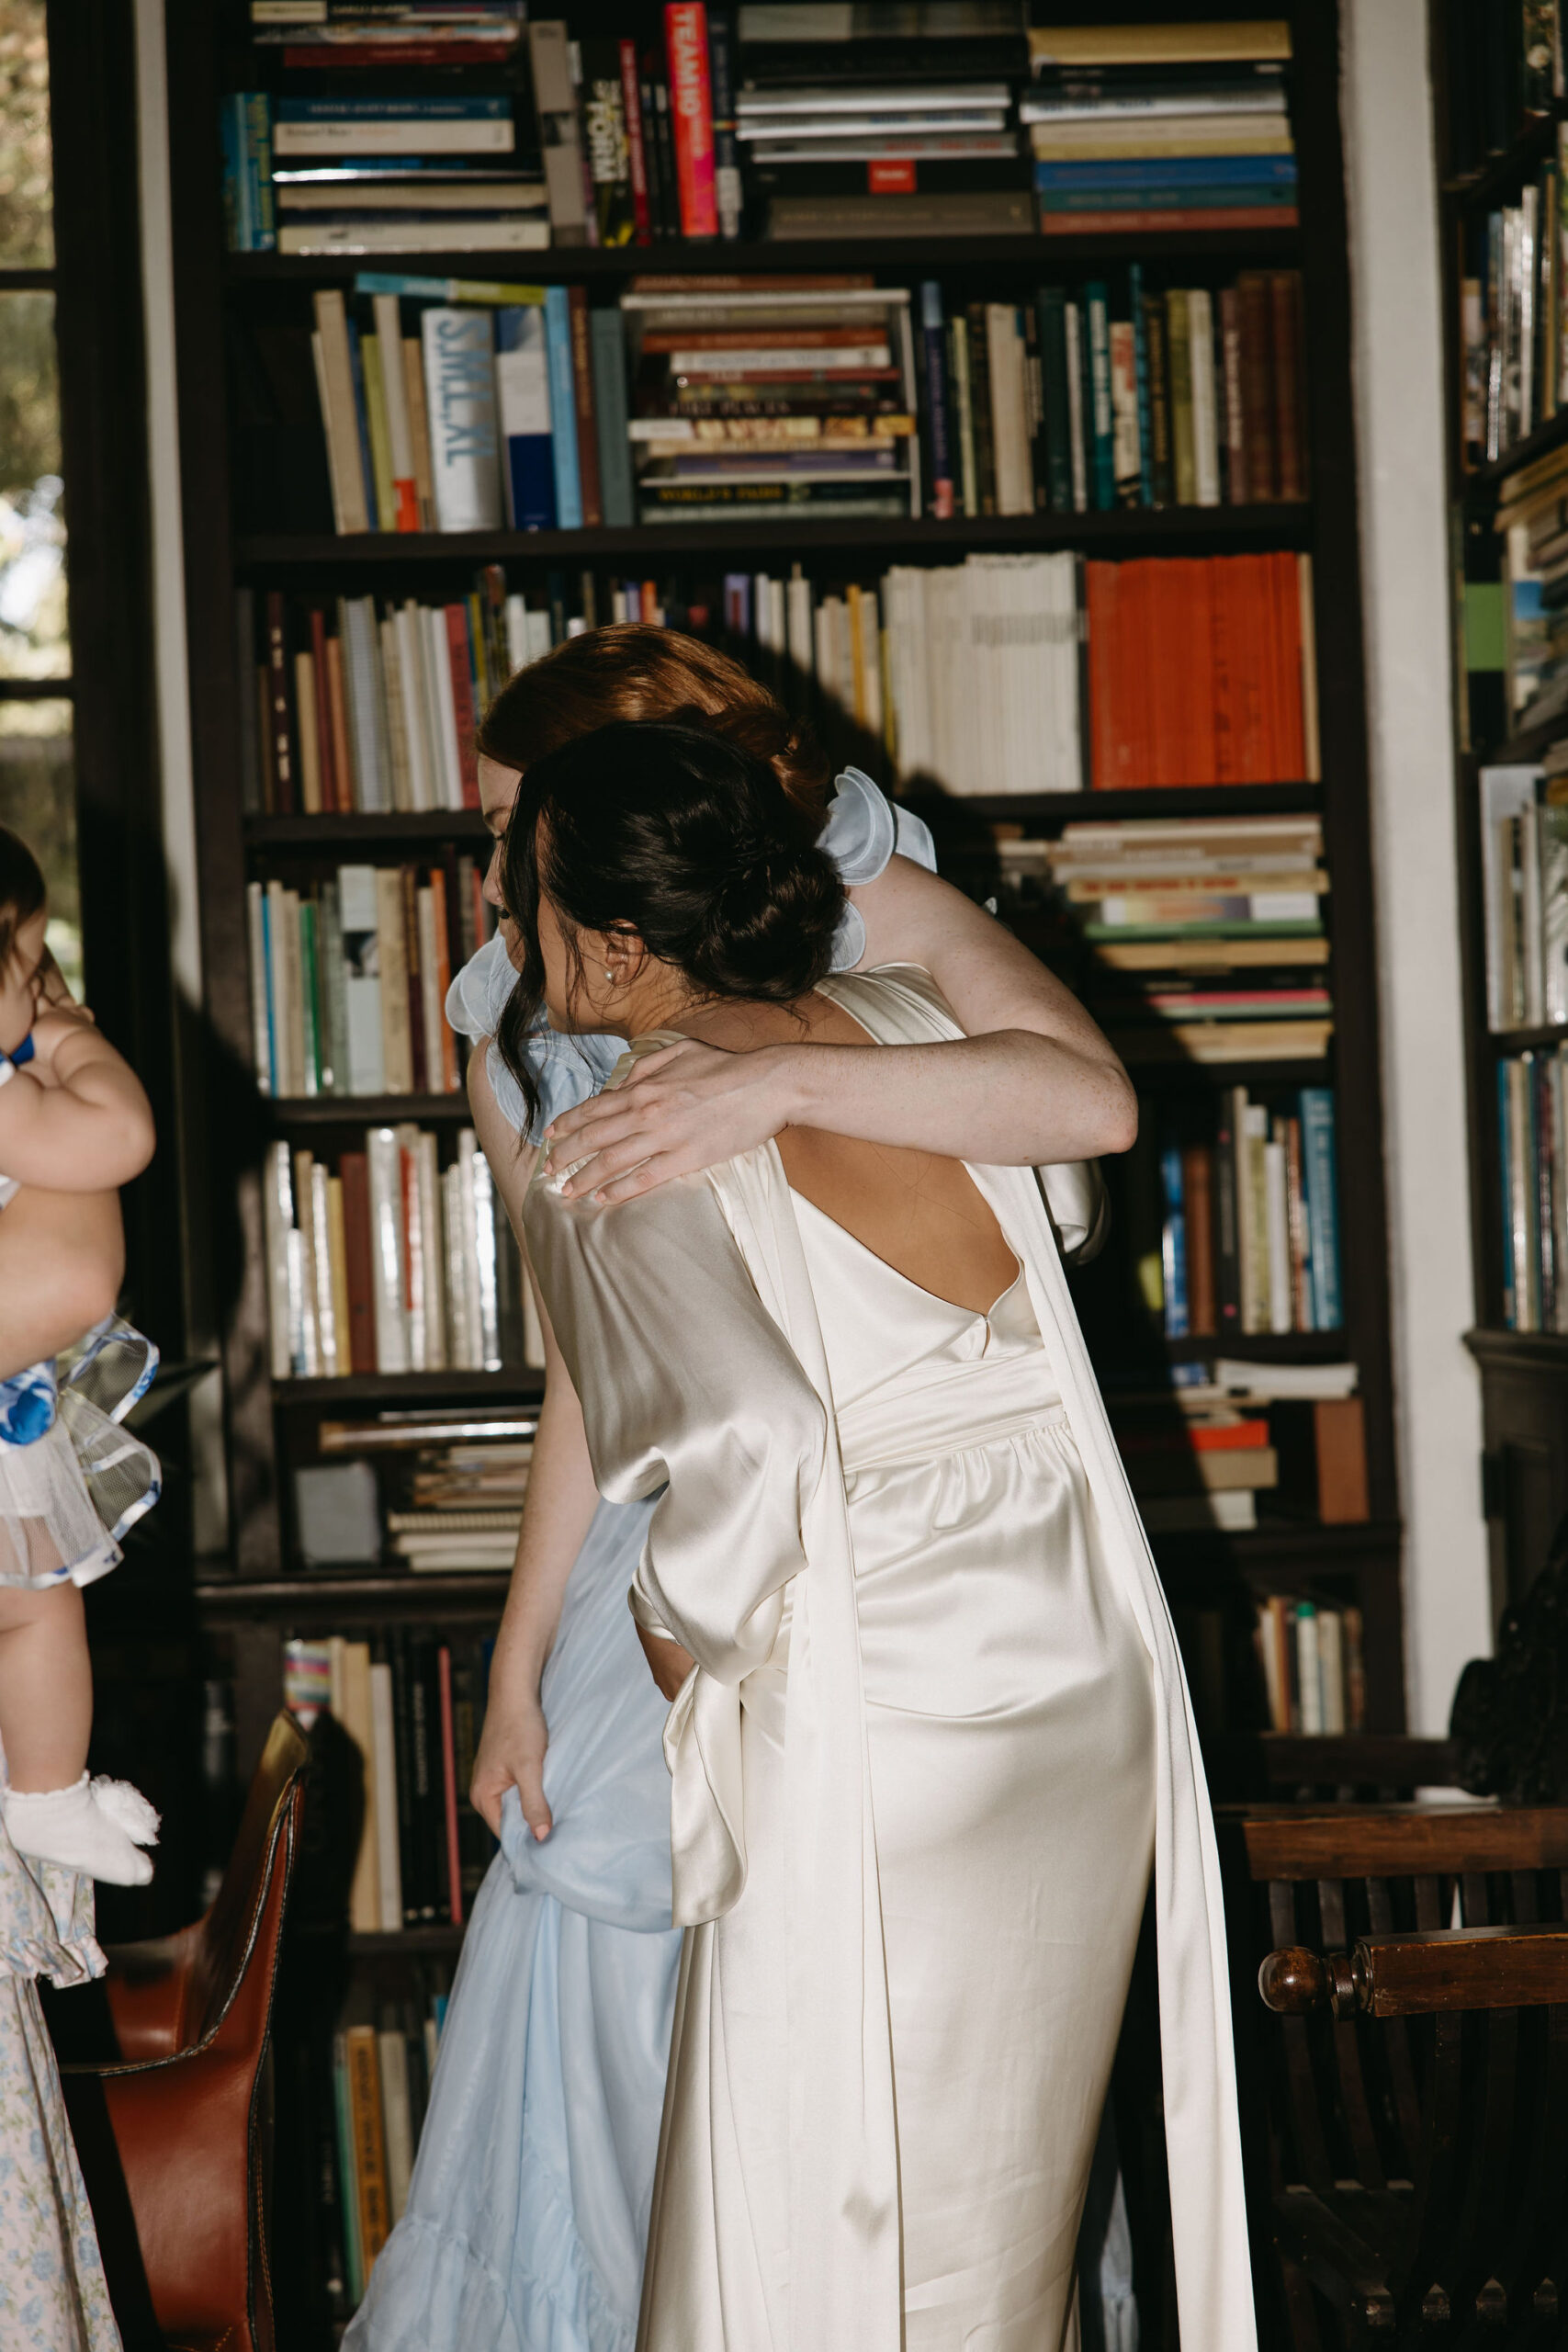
[345, 628, 1136, 2352]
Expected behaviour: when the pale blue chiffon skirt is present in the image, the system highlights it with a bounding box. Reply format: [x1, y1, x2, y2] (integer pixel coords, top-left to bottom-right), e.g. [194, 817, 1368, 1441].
[344, 1495, 680, 2352]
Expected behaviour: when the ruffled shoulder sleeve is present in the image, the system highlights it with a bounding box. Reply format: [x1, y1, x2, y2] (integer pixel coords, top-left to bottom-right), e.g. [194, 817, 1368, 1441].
[819, 769, 938, 974]
[445, 934, 626, 1144]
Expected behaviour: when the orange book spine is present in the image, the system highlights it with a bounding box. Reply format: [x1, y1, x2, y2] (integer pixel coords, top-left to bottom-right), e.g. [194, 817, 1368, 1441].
[346, 2022, 392, 2273]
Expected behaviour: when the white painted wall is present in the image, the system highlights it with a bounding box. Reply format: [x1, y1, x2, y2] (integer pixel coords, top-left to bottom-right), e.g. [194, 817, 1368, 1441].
[1340, 0, 1491, 1730]
[134, 0, 229, 1553]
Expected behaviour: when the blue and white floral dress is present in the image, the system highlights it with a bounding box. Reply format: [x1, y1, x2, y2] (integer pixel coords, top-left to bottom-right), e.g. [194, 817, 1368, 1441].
[344, 775, 934, 2352]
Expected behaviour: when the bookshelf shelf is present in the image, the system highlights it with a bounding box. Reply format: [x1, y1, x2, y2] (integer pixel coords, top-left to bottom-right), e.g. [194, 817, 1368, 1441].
[269, 1092, 475, 1125]
[235, 505, 1314, 571]
[1464, 1326, 1568, 1368]
[1120, 1056, 1335, 1090]
[1487, 1023, 1568, 1050]
[1445, 105, 1566, 213]
[1461, 402, 1568, 497]
[197, 1570, 512, 1615]
[1156, 1330, 1352, 1362]
[275, 1370, 544, 1406]
[224, 225, 1303, 286]
[246, 811, 489, 846]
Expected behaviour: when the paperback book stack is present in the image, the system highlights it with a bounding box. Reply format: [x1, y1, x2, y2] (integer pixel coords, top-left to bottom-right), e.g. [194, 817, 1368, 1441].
[911, 265, 1307, 522]
[1023, 17, 1296, 234]
[224, 80, 547, 255]
[247, 862, 490, 1101]
[1085, 551, 1318, 786]
[880, 554, 1079, 794]
[1054, 813, 1331, 1062]
[238, 574, 525, 814]
[738, 0, 1032, 242]
[1256, 1592, 1367, 1734]
[1498, 1045, 1568, 1332]
[317, 1403, 542, 1556]
[263, 1125, 530, 1378]
[1111, 1386, 1282, 1535]
[1106, 1361, 1366, 1537]
[1479, 762, 1568, 1029]
[623, 276, 919, 523]
[1135, 1083, 1343, 1340]
[308, 277, 635, 535]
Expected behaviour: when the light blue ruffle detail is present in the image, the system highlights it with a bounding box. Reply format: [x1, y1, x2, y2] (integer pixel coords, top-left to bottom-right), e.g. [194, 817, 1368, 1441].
[0, 1367, 55, 1449]
[444, 770, 936, 1147]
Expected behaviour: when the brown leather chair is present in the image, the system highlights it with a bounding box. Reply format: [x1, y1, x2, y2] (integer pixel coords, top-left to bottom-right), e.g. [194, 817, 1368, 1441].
[59, 1711, 309, 2352]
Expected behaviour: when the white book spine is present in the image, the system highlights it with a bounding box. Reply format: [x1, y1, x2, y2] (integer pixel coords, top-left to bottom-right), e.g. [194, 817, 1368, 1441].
[417, 1129, 446, 1369]
[455, 1134, 483, 1367]
[442, 1162, 471, 1369]
[1188, 287, 1220, 507]
[786, 571, 815, 679]
[337, 863, 385, 1095]
[368, 1661, 404, 1932]
[1295, 1610, 1325, 1735]
[469, 1135, 502, 1370]
[373, 290, 417, 518]
[367, 1125, 410, 1374]
[398, 1125, 427, 1371]
[310, 1159, 340, 1379]
[264, 1140, 296, 1380]
[986, 304, 1032, 517]
[426, 605, 466, 810]
[292, 1148, 321, 1376]
[505, 593, 530, 674]
[1264, 1136, 1292, 1336]
[1318, 1611, 1347, 1736]
[378, 2029, 415, 2223]
[394, 604, 433, 812]
[421, 306, 502, 532]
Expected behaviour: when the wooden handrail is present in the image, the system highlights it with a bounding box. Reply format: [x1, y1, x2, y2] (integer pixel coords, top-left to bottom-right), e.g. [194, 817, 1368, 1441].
[1261, 1924, 1568, 2018]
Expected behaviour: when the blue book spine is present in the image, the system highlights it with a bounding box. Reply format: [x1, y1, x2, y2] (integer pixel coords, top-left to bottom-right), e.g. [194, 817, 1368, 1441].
[1034, 179, 1297, 211]
[278, 96, 512, 123]
[1128, 260, 1153, 508]
[220, 98, 247, 252]
[1085, 282, 1113, 513]
[543, 286, 582, 530]
[494, 305, 557, 531]
[344, 323, 378, 533]
[259, 888, 277, 1092]
[1159, 1139, 1189, 1339]
[918, 281, 953, 519]
[590, 307, 636, 530]
[1299, 1089, 1343, 1330]
[1499, 1060, 1517, 1327]
[244, 93, 276, 251]
[1032, 155, 1299, 190]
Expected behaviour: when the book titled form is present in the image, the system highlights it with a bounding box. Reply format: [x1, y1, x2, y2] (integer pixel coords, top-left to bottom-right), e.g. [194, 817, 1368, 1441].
[421, 308, 502, 532]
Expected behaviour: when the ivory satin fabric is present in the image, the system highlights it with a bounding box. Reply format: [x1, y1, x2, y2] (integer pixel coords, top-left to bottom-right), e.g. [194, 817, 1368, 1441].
[524, 969, 1257, 2352]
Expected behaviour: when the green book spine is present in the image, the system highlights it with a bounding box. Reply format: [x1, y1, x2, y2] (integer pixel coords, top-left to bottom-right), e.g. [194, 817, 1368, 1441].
[948, 315, 977, 518]
[299, 897, 322, 1095]
[965, 301, 997, 515]
[1082, 919, 1325, 942]
[590, 307, 636, 529]
[1167, 288, 1196, 505]
[1037, 286, 1072, 512]
[318, 878, 348, 1097]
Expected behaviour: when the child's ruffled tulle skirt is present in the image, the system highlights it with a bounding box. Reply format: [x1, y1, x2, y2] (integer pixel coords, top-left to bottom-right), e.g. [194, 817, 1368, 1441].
[0, 1317, 161, 1589]
[0, 1415, 121, 1587]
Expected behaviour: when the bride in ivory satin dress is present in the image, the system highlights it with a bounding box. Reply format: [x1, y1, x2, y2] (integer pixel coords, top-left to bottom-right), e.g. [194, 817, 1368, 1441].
[503, 721, 1258, 2351]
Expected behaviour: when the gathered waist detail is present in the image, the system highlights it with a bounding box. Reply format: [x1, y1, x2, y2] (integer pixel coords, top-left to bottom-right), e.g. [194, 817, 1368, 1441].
[835, 1348, 1066, 1477]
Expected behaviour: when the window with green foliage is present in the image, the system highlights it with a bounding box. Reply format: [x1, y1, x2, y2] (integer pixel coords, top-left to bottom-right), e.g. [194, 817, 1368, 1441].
[0, 0, 76, 996]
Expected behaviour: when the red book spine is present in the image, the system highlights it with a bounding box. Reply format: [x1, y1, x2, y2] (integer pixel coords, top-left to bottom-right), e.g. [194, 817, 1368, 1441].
[437, 1645, 464, 1928]
[444, 605, 481, 808]
[664, 2, 717, 239]
[1085, 560, 1118, 788]
[1236, 555, 1269, 781]
[620, 37, 652, 240]
[568, 285, 604, 527]
[1211, 556, 1237, 785]
[338, 1150, 377, 1373]
[265, 591, 297, 816]
[1273, 548, 1307, 780]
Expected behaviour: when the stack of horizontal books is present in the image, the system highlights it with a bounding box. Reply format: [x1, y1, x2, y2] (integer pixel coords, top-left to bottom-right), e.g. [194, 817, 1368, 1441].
[624, 275, 919, 522]
[1023, 17, 1296, 235]
[739, 0, 1033, 240]
[251, 1, 525, 70]
[225, 85, 547, 255]
[1111, 1390, 1282, 1534]
[1054, 813, 1331, 1061]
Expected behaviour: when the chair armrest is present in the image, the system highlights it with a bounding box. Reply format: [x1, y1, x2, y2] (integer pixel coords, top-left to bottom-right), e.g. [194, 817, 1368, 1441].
[1261, 1924, 1568, 2019]
[101, 1922, 204, 2059]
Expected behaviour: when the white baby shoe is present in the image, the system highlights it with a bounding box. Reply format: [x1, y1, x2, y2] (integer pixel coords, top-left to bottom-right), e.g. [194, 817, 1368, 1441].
[6, 1772, 160, 1884]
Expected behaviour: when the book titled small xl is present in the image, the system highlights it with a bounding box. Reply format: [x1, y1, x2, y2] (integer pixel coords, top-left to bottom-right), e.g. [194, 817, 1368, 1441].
[421, 308, 502, 531]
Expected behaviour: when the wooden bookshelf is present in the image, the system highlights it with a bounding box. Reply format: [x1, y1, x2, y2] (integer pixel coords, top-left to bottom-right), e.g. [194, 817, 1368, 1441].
[164, 1, 1402, 2332]
[1430, 6, 1568, 1623]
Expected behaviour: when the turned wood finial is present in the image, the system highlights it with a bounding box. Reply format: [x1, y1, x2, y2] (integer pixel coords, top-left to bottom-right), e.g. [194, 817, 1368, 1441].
[1259, 1946, 1328, 2012]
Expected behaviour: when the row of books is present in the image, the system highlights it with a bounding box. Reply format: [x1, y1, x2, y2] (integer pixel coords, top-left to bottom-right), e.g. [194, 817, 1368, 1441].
[1024, 17, 1295, 234]
[247, 862, 490, 1099]
[263, 1127, 533, 1378]
[238, 573, 525, 815]
[1104, 1361, 1367, 1536]
[1445, 0, 1564, 184]
[1480, 762, 1568, 1030]
[1050, 813, 1331, 1065]
[1459, 127, 1568, 471]
[1498, 460, 1568, 737]
[911, 267, 1307, 523]
[1136, 1085, 1344, 1340]
[328, 2007, 446, 2310]
[1499, 1044, 1568, 1332]
[1255, 1594, 1367, 1735]
[307, 282, 635, 535]
[286, 1630, 495, 1930]
[296, 1407, 537, 1572]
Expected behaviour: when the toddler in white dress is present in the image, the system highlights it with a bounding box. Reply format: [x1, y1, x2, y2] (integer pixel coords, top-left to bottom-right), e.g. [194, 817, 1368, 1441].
[0, 824, 161, 1885]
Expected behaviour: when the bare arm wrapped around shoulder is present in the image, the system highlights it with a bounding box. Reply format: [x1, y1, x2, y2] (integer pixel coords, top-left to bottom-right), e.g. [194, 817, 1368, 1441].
[0, 1005, 155, 1191]
[541, 854, 1136, 1203]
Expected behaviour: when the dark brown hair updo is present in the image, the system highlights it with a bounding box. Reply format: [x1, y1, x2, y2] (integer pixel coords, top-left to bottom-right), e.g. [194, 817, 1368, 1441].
[0, 825, 45, 975]
[477, 621, 829, 821]
[496, 719, 845, 1128]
